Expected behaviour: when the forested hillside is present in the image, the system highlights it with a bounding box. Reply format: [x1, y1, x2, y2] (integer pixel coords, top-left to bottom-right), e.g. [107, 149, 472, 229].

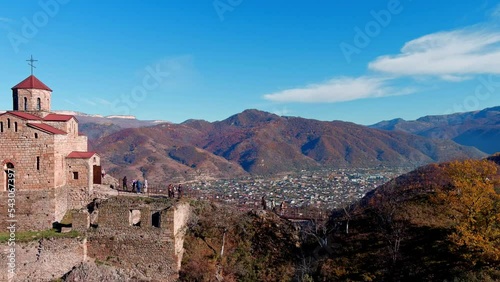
[180, 157, 500, 281]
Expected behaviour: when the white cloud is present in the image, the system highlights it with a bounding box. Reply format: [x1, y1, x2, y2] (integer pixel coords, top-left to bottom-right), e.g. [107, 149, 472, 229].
[263, 25, 500, 104]
[263, 76, 413, 103]
[369, 27, 500, 77]
[0, 17, 11, 22]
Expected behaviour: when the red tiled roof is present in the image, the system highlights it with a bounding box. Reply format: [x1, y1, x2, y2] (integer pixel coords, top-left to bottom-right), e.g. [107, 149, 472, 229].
[67, 151, 97, 159]
[27, 123, 67, 135]
[43, 113, 75, 122]
[12, 75, 52, 91]
[1, 111, 42, 120]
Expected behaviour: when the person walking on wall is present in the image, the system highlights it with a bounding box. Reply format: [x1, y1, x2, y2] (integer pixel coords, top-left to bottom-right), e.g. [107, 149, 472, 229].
[123, 176, 128, 191]
[177, 184, 183, 199]
[168, 184, 174, 198]
[136, 180, 142, 194]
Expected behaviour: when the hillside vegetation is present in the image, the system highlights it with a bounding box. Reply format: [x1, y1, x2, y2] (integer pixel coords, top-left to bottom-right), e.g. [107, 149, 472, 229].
[180, 157, 500, 281]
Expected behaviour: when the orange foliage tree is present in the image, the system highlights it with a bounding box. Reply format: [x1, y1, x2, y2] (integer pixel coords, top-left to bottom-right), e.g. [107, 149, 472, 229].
[433, 160, 500, 265]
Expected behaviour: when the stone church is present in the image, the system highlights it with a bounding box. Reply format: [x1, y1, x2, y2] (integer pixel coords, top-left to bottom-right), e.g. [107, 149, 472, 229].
[0, 73, 101, 231]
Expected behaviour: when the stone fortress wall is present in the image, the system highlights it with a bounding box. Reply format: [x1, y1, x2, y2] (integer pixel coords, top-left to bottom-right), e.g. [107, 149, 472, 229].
[0, 196, 191, 282]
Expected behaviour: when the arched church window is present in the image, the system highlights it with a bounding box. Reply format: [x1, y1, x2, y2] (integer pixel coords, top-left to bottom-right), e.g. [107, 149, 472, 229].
[14, 122, 17, 132]
[0, 122, 3, 133]
[37, 98, 41, 110]
[36, 156, 40, 171]
[7, 119, 10, 129]
[23, 97, 27, 111]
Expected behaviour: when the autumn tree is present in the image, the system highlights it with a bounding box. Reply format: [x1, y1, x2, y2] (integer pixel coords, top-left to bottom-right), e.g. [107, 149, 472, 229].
[433, 159, 500, 265]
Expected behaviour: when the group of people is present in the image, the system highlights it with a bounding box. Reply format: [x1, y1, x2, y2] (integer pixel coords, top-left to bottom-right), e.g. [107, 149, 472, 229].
[122, 176, 148, 194]
[122, 176, 183, 198]
[168, 183, 182, 199]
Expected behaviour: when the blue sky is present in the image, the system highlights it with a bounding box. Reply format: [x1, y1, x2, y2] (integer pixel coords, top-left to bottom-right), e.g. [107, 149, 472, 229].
[1, 0, 500, 124]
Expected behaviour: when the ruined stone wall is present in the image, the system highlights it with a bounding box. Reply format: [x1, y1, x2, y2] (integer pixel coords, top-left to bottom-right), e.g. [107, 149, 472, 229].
[72, 209, 90, 232]
[54, 186, 68, 222]
[0, 185, 69, 231]
[0, 116, 56, 191]
[85, 197, 182, 281]
[95, 197, 173, 230]
[86, 230, 178, 281]
[0, 190, 56, 231]
[0, 237, 86, 282]
[0, 196, 190, 281]
[173, 202, 190, 270]
[67, 186, 93, 211]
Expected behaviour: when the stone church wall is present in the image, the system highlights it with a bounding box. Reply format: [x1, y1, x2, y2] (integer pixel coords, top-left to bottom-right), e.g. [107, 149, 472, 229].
[45, 118, 80, 137]
[54, 134, 89, 157]
[66, 158, 91, 190]
[55, 132, 92, 189]
[0, 115, 56, 191]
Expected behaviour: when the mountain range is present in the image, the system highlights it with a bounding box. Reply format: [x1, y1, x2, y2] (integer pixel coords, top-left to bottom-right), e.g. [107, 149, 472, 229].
[80, 109, 489, 183]
[370, 106, 500, 154]
[57, 111, 169, 147]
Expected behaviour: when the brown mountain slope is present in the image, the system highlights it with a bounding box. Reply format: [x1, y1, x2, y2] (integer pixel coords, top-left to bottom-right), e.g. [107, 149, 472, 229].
[371, 106, 500, 154]
[93, 124, 247, 183]
[92, 109, 486, 181]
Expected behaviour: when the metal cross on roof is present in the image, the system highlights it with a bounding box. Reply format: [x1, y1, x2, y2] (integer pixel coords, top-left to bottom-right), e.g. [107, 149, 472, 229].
[26, 55, 38, 75]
